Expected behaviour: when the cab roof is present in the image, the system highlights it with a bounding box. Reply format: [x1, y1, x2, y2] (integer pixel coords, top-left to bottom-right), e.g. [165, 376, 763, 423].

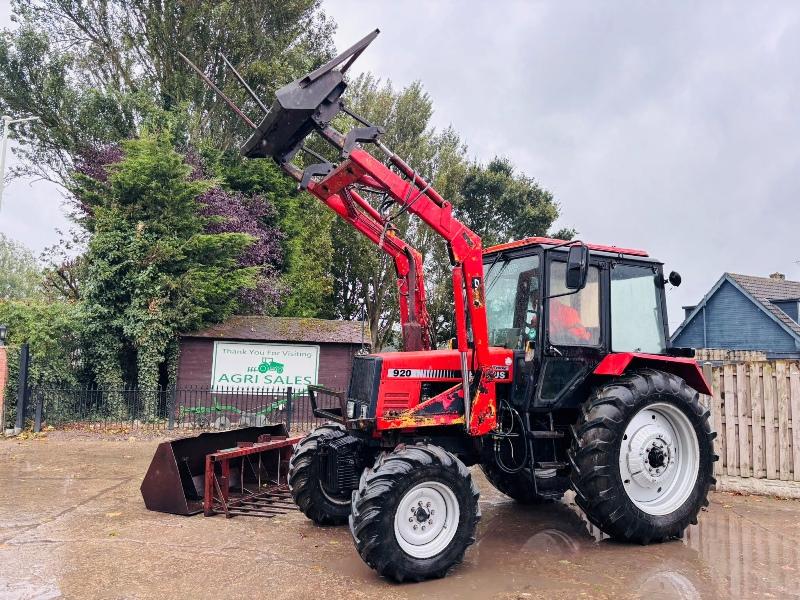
[483, 236, 649, 258]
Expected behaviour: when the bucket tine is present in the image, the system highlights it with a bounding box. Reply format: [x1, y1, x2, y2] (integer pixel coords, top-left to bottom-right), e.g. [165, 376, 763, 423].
[177, 51, 257, 130]
[221, 54, 269, 115]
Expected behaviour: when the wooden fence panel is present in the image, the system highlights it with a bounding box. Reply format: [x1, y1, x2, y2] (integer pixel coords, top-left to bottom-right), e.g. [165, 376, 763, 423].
[705, 359, 798, 483]
[722, 364, 738, 476]
[749, 362, 764, 478]
[735, 363, 751, 477]
[775, 361, 791, 480]
[761, 362, 778, 479]
[791, 363, 800, 482]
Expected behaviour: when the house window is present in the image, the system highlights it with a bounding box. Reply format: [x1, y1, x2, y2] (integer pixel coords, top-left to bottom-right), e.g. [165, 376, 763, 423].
[773, 300, 799, 323]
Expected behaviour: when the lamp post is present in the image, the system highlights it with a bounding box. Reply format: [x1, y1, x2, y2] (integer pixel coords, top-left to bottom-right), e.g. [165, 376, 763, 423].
[0, 115, 40, 211]
[0, 325, 6, 434]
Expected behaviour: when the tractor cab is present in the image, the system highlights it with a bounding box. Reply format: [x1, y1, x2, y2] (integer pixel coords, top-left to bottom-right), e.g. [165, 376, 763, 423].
[483, 237, 672, 410]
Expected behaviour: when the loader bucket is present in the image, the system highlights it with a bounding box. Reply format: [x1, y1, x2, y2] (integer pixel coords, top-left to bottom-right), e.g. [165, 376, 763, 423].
[140, 425, 289, 515]
[241, 28, 379, 161]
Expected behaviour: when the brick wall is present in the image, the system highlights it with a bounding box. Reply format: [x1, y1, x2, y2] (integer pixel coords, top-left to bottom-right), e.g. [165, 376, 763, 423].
[176, 337, 361, 392]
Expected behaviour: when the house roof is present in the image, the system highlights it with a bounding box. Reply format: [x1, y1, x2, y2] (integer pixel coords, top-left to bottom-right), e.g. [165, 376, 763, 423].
[727, 273, 800, 339]
[183, 316, 370, 345]
[671, 272, 800, 343]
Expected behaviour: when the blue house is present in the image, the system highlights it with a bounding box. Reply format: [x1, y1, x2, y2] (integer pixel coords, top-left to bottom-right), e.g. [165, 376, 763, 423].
[671, 272, 800, 359]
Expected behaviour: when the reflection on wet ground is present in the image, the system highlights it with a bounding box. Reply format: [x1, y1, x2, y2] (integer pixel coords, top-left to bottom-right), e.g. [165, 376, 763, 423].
[1, 436, 799, 599]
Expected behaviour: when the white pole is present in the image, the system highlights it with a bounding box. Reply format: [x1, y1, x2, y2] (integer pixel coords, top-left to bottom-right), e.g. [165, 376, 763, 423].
[0, 115, 40, 212]
[0, 116, 10, 211]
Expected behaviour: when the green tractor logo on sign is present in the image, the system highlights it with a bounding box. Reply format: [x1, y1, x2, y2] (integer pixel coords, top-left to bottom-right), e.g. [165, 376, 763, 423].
[258, 357, 284, 374]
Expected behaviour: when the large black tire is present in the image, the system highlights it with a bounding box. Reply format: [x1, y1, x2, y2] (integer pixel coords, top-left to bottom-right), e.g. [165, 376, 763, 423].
[288, 422, 352, 525]
[349, 443, 480, 582]
[569, 369, 717, 544]
[480, 459, 566, 504]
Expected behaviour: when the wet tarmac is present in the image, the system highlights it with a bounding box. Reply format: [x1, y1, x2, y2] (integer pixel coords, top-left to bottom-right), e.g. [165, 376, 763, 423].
[1, 434, 799, 599]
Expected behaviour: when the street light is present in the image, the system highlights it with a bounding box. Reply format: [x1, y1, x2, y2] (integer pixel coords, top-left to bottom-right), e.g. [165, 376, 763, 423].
[0, 115, 40, 211]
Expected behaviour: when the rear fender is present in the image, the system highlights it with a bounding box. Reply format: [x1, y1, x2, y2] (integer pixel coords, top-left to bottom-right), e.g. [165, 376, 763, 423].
[593, 352, 712, 396]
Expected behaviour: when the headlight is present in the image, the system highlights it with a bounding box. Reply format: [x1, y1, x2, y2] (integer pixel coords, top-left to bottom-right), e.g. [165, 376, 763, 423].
[346, 400, 356, 419]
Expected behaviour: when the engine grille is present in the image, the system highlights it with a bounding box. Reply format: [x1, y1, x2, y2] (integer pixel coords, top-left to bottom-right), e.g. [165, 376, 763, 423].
[348, 355, 382, 418]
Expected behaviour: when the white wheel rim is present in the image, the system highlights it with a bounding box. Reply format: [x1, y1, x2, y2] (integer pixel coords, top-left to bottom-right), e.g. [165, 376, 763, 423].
[619, 402, 699, 516]
[393, 482, 460, 559]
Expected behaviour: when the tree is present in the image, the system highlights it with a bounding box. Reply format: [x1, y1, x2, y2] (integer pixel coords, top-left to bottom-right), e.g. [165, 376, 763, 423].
[0, 233, 42, 300]
[0, 0, 335, 182]
[459, 158, 563, 247]
[75, 133, 261, 415]
[202, 149, 335, 319]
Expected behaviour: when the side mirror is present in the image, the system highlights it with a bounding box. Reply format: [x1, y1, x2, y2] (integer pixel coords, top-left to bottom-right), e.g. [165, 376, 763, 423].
[668, 271, 682, 287]
[566, 244, 589, 290]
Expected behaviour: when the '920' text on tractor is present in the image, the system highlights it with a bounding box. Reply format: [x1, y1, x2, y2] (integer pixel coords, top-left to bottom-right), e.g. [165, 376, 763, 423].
[185, 29, 717, 582]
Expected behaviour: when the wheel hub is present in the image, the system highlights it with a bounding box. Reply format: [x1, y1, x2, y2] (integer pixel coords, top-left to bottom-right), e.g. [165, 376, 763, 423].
[626, 425, 675, 487]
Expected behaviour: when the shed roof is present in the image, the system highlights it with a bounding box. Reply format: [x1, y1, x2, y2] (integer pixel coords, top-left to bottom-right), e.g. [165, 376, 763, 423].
[183, 316, 370, 345]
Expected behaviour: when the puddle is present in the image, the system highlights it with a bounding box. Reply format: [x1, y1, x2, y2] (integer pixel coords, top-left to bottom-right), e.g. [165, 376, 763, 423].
[331, 494, 800, 599]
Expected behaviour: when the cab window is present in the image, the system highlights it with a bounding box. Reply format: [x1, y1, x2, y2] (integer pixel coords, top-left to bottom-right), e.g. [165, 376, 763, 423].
[485, 254, 540, 349]
[548, 262, 600, 346]
[610, 264, 666, 353]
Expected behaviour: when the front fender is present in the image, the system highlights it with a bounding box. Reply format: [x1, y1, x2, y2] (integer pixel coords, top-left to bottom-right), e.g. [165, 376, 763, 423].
[593, 352, 712, 396]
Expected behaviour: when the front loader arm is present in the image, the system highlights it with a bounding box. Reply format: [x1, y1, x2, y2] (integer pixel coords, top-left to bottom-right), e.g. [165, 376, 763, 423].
[280, 160, 430, 351]
[314, 148, 495, 434]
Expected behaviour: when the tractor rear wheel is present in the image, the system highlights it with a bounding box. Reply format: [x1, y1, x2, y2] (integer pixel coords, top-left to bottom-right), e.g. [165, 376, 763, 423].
[569, 369, 717, 543]
[349, 443, 480, 582]
[288, 422, 353, 525]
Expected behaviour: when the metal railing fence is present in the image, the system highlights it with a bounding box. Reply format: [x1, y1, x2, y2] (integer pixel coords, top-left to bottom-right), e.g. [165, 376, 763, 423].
[21, 385, 341, 433]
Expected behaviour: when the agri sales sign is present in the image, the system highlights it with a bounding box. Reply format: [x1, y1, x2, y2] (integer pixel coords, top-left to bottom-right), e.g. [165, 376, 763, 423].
[210, 341, 320, 392]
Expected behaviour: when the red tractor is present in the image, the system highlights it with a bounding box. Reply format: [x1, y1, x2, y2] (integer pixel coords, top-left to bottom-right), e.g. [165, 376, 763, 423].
[186, 29, 716, 582]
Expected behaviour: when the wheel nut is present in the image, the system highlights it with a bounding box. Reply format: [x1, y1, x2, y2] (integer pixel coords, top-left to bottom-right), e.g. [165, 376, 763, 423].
[409, 517, 413, 522]
[426, 502, 431, 508]
[428, 519, 433, 525]
[430, 510, 435, 515]
[413, 525, 417, 530]
[422, 526, 426, 531]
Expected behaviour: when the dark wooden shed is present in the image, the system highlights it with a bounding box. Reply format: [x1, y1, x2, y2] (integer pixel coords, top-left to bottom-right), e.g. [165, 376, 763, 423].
[177, 316, 370, 392]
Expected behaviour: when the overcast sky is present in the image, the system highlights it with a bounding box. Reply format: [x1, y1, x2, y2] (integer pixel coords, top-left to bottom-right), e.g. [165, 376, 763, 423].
[1, 1, 799, 331]
[326, 1, 800, 329]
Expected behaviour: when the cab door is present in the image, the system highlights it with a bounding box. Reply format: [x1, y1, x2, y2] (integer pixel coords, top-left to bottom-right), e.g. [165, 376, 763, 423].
[533, 255, 607, 408]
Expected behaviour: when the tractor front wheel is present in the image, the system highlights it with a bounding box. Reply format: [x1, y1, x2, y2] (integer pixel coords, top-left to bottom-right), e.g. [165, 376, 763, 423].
[288, 423, 353, 525]
[349, 443, 480, 582]
[569, 369, 717, 543]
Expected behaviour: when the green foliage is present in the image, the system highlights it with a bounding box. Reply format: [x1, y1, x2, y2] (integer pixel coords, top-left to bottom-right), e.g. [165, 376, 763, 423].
[0, 233, 42, 300]
[459, 157, 561, 247]
[77, 134, 258, 401]
[201, 147, 335, 318]
[0, 300, 83, 392]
